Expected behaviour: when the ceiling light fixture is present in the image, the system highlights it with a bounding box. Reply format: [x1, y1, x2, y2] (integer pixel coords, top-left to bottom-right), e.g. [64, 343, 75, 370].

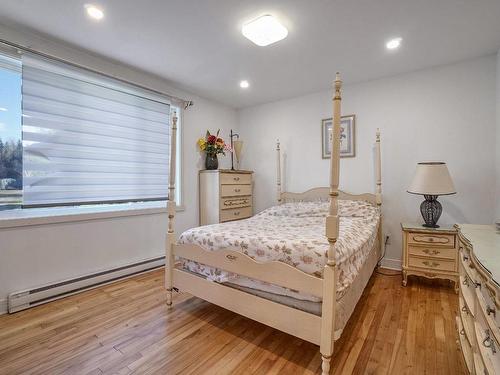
[242, 15, 288, 47]
[85, 4, 104, 20]
[239, 80, 249, 89]
[0, 107, 7, 112]
[386, 37, 402, 50]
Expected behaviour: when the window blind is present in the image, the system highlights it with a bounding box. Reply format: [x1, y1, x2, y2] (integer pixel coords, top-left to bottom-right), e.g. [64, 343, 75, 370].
[22, 53, 171, 207]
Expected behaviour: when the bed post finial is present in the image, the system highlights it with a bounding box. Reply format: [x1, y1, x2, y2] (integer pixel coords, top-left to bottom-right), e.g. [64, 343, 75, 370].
[320, 73, 342, 375]
[276, 139, 282, 205]
[165, 111, 178, 309]
[375, 129, 382, 206]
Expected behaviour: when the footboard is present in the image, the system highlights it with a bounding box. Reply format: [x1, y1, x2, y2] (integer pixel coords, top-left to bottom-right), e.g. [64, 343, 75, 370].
[175, 244, 323, 297]
[172, 243, 324, 344]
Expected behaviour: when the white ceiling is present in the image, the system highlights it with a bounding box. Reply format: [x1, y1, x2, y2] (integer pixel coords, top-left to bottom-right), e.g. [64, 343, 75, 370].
[1, 0, 500, 108]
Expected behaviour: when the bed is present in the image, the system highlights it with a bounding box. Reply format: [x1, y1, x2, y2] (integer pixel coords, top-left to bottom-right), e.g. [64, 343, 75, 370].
[165, 73, 383, 375]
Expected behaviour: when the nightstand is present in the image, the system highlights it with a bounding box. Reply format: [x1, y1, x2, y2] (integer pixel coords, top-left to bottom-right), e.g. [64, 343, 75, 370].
[401, 223, 458, 292]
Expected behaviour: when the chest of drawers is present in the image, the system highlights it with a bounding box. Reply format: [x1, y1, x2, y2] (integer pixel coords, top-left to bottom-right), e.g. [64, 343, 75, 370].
[199, 170, 253, 225]
[456, 224, 500, 374]
[401, 223, 459, 291]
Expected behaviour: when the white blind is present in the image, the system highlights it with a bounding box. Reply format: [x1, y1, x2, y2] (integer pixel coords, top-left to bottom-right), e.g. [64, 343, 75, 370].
[22, 54, 171, 207]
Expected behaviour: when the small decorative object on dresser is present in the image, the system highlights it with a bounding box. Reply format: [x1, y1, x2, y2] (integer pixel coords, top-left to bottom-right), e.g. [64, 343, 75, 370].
[456, 224, 500, 374]
[229, 129, 243, 170]
[407, 162, 456, 228]
[199, 169, 253, 225]
[197, 130, 232, 170]
[401, 223, 459, 291]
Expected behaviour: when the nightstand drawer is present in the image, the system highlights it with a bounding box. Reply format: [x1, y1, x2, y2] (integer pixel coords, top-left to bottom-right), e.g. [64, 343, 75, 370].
[407, 245, 456, 260]
[407, 233, 455, 248]
[220, 206, 252, 222]
[220, 184, 252, 197]
[408, 256, 456, 272]
[220, 173, 252, 185]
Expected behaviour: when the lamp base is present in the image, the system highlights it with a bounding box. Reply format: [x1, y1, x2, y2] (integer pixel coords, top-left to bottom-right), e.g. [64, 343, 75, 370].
[420, 195, 442, 228]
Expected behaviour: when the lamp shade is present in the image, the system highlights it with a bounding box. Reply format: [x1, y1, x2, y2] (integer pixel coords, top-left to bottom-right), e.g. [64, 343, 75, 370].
[407, 162, 456, 196]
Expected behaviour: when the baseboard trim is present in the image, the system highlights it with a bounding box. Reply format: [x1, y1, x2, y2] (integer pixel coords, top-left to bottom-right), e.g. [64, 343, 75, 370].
[0, 298, 7, 315]
[379, 257, 402, 271]
[7, 256, 165, 314]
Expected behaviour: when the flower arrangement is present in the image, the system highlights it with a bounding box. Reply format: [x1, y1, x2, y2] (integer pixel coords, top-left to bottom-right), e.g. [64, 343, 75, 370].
[197, 130, 231, 156]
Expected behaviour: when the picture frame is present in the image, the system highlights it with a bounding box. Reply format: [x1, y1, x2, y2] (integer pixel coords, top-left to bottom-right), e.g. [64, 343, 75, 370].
[321, 114, 356, 158]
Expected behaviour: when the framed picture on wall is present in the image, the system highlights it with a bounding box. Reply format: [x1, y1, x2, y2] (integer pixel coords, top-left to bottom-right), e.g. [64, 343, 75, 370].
[321, 114, 356, 158]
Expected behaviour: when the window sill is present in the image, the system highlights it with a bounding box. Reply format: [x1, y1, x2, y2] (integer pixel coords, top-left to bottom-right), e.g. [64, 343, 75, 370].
[0, 201, 177, 229]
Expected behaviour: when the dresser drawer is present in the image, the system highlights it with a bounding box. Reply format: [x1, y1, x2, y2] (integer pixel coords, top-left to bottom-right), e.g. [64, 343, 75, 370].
[407, 245, 456, 260]
[220, 196, 252, 210]
[408, 255, 456, 272]
[220, 184, 252, 197]
[220, 206, 252, 222]
[220, 173, 252, 185]
[407, 232, 455, 248]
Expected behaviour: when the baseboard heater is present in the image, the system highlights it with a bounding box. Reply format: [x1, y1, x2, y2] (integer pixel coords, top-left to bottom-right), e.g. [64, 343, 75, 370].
[8, 256, 165, 313]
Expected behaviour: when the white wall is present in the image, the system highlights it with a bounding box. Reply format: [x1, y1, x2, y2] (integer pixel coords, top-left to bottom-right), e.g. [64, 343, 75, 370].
[238, 55, 497, 268]
[0, 24, 237, 312]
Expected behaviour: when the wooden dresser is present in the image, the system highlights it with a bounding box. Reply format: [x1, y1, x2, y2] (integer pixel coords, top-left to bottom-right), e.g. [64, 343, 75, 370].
[401, 223, 459, 291]
[456, 224, 500, 374]
[199, 169, 253, 225]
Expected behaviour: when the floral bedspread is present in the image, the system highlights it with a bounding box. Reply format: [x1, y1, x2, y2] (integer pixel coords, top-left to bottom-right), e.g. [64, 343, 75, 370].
[178, 200, 380, 301]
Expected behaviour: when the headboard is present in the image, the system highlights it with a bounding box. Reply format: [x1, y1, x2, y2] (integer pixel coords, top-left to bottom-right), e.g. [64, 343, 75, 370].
[276, 130, 382, 207]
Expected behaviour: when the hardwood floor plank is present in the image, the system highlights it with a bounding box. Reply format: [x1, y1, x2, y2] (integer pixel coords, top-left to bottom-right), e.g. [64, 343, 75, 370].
[0, 269, 466, 375]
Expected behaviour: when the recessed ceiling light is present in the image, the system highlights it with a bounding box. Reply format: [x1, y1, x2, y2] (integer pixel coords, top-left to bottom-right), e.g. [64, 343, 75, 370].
[85, 4, 104, 20]
[239, 80, 249, 89]
[242, 15, 288, 47]
[386, 37, 402, 50]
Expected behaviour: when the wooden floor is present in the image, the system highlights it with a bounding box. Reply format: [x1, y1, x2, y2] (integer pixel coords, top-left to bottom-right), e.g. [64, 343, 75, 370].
[0, 269, 466, 375]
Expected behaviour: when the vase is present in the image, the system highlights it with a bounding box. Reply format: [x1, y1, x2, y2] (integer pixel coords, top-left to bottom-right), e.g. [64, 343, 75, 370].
[205, 153, 218, 170]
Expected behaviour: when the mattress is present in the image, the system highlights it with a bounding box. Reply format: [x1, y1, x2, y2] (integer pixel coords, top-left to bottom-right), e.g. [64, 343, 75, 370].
[178, 200, 380, 302]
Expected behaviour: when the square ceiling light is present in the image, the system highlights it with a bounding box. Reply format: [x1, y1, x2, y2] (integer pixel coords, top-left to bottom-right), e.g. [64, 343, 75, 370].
[242, 15, 288, 47]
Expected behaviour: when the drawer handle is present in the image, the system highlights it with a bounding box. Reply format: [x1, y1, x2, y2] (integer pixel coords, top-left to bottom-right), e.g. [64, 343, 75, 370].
[461, 306, 469, 314]
[224, 199, 249, 207]
[233, 177, 240, 181]
[413, 235, 449, 244]
[234, 211, 240, 216]
[234, 189, 241, 193]
[423, 260, 439, 268]
[226, 254, 237, 261]
[460, 328, 465, 336]
[463, 255, 468, 261]
[473, 281, 481, 289]
[483, 330, 497, 354]
[422, 249, 440, 256]
[487, 305, 496, 317]
[463, 277, 470, 287]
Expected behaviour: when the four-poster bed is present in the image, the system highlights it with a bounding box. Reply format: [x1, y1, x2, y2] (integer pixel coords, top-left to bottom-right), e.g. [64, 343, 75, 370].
[165, 73, 383, 374]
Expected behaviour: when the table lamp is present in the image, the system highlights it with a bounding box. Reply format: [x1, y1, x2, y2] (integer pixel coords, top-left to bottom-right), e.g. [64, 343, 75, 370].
[407, 162, 456, 228]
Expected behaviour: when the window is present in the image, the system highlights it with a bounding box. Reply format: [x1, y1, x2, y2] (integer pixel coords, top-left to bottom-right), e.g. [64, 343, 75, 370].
[0, 54, 22, 211]
[0, 50, 182, 211]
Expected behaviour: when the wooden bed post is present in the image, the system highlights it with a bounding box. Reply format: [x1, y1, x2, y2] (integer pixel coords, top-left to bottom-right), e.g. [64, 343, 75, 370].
[375, 129, 382, 206]
[165, 111, 178, 309]
[320, 73, 342, 375]
[276, 139, 282, 204]
[375, 129, 383, 257]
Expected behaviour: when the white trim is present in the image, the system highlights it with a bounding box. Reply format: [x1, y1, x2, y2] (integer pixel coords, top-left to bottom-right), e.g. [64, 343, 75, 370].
[0, 201, 167, 229]
[380, 257, 402, 271]
[8, 256, 164, 313]
[0, 298, 7, 315]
